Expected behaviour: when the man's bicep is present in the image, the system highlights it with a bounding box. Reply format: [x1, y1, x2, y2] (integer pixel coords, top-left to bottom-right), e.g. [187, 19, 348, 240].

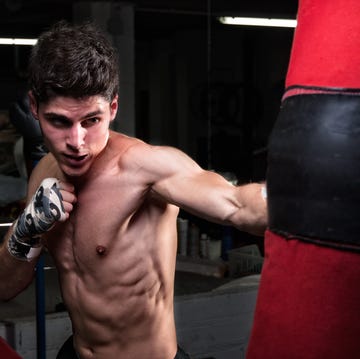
[152, 162, 239, 223]
[149, 147, 205, 204]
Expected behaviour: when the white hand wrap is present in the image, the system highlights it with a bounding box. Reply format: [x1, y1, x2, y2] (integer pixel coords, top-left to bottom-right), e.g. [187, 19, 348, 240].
[7, 178, 66, 261]
[261, 185, 267, 201]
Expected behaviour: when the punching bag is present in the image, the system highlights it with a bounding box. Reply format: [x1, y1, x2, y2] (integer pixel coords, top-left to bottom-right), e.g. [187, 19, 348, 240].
[0, 337, 22, 359]
[246, 1, 360, 358]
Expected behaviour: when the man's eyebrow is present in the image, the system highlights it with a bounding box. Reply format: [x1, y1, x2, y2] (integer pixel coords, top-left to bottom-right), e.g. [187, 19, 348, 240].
[43, 110, 103, 120]
[84, 110, 103, 118]
[43, 112, 70, 121]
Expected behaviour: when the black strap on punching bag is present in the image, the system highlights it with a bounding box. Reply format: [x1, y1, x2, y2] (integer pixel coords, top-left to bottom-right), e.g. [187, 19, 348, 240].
[267, 93, 360, 251]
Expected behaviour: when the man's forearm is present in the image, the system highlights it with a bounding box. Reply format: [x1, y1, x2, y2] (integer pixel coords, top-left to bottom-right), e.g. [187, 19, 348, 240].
[232, 182, 268, 236]
[0, 178, 67, 301]
[0, 229, 37, 301]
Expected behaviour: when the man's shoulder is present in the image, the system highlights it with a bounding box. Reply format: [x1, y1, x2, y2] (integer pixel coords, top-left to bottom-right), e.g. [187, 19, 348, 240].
[108, 132, 190, 177]
[109, 132, 152, 162]
[109, 132, 146, 150]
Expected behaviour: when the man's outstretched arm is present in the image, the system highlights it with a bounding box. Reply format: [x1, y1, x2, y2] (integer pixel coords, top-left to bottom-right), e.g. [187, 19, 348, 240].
[131, 143, 268, 236]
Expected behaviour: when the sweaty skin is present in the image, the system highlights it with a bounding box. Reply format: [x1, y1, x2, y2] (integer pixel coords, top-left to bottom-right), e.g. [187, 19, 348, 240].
[1, 95, 267, 359]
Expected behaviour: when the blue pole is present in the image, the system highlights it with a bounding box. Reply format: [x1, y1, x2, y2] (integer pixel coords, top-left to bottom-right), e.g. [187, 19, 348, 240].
[35, 254, 46, 359]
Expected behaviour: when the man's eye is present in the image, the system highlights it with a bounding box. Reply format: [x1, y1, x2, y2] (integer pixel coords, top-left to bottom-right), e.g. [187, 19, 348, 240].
[49, 118, 69, 127]
[83, 118, 100, 127]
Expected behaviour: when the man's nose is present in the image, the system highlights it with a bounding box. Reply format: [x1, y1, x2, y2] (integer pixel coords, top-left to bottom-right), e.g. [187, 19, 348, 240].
[66, 125, 85, 150]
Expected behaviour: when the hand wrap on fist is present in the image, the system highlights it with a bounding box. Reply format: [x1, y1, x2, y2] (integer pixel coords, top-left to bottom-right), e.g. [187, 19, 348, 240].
[7, 178, 66, 261]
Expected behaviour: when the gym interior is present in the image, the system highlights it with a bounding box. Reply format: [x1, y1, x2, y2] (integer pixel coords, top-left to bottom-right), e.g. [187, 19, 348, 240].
[0, 1, 297, 358]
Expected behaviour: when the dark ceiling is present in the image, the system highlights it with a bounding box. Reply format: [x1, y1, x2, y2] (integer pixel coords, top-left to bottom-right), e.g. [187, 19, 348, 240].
[0, 0, 298, 38]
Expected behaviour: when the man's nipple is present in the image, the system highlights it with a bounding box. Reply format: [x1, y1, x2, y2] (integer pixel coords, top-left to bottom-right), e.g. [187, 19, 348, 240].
[96, 245, 107, 256]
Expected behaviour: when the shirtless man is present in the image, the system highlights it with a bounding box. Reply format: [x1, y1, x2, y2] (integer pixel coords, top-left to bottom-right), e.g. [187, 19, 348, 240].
[0, 22, 267, 359]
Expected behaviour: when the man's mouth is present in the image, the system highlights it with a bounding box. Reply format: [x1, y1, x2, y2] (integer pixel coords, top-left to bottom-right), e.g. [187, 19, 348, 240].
[63, 153, 89, 165]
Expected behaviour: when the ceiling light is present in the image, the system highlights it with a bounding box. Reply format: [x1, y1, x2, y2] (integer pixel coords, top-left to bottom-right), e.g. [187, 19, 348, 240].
[218, 16, 297, 28]
[0, 38, 37, 46]
[0, 223, 12, 227]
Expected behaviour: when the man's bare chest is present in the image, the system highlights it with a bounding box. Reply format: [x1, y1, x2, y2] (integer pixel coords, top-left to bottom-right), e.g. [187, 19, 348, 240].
[46, 175, 150, 261]
[77, 172, 148, 219]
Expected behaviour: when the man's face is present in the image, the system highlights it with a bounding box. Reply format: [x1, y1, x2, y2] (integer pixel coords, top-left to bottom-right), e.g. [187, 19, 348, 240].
[30, 94, 118, 177]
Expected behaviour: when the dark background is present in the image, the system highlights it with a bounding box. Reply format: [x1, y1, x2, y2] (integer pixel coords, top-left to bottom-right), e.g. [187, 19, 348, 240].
[0, 0, 298, 246]
[0, 0, 297, 179]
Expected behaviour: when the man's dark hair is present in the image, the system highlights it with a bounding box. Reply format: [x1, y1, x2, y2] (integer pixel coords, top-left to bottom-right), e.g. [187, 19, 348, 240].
[29, 21, 119, 104]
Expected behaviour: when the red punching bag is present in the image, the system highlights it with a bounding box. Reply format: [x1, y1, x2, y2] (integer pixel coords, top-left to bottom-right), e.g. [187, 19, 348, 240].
[0, 337, 22, 359]
[246, 1, 360, 358]
[286, 0, 360, 91]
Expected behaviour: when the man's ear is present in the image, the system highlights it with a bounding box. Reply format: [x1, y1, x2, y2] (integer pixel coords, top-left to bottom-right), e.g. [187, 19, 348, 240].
[110, 95, 118, 121]
[28, 91, 39, 120]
